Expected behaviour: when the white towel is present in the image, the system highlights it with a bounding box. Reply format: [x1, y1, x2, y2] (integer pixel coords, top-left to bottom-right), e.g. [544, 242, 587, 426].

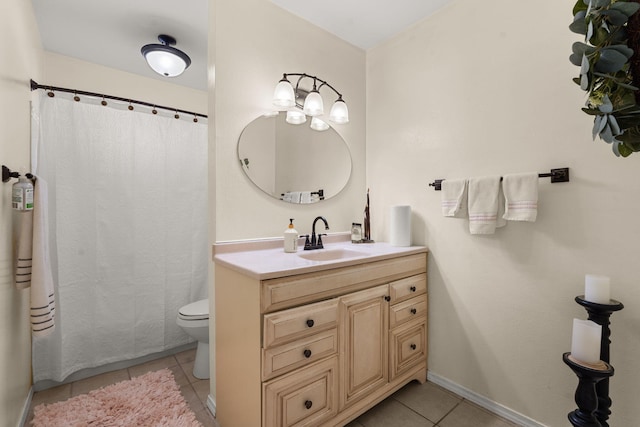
[300, 191, 313, 204]
[441, 179, 468, 218]
[30, 176, 56, 337]
[502, 173, 538, 222]
[468, 176, 505, 235]
[282, 191, 301, 203]
[14, 210, 33, 289]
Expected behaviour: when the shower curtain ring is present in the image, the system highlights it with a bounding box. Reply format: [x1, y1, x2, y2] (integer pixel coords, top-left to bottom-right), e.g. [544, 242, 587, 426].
[73, 92, 80, 102]
[193, 114, 198, 123]
[128, 101, 134, 111]
[101, 96, 107, 106]
[152, 106, 158, 115]
[174, 110, 180, 120]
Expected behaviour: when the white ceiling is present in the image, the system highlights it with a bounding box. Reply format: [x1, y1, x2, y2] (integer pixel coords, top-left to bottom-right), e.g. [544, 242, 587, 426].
[31, 0, 450, 92]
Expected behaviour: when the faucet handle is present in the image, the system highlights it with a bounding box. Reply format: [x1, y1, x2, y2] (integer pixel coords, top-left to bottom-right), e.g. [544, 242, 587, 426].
[301, 234, 311, 249]
[317, 233, 327, 248]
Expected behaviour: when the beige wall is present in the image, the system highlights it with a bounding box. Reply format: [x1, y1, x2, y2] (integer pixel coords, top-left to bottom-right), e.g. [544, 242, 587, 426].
[0, 0, 42, 425]
[213, 0, 366, 243]
[367, 0, 640, 425]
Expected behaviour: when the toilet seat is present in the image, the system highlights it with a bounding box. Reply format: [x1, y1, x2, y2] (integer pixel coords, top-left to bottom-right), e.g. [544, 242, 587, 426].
[178, 299, 209, 321]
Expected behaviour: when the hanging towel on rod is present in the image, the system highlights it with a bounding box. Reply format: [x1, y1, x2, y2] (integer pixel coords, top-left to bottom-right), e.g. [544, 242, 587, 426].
[502, 173, 538, 222]
[30, 176, 55, 337]
[14, 210, 33, 289]
[468, 176, 506, 235]
[441, 179, 468, 217]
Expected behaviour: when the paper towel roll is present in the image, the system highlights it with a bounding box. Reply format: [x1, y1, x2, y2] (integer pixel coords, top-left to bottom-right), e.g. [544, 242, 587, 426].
[390, 205, 411, 247]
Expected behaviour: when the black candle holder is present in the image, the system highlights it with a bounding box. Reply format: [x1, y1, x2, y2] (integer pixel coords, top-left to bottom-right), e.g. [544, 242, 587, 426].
[575, 296, 623, 427]
[563, 352, 614, 427]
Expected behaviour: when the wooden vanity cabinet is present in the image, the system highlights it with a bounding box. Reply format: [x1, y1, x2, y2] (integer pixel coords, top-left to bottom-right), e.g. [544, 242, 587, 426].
[215, 251, 427, 427]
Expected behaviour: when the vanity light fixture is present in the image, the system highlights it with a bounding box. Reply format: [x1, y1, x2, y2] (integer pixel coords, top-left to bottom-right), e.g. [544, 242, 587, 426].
[273, 73, 349, 124]
[141, 34, 191, 77]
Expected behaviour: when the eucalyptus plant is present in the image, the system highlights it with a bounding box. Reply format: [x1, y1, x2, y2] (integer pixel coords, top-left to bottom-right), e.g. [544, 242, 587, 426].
[570, 0, 640, 157]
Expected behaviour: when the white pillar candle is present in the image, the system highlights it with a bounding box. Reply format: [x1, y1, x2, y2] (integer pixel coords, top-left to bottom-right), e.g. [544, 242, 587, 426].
[571, 318, 602, 365]
[585, 274, 610, 304]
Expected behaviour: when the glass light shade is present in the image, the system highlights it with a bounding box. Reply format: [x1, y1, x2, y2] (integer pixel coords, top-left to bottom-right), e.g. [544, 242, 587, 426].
[273, 80, 295, 108]
[303, 90, 324, 116]
[310, 117, 330, 131]
[329, 99, 349, 124]
[286, 110, 307, 125]
[141, 47, 191, 77]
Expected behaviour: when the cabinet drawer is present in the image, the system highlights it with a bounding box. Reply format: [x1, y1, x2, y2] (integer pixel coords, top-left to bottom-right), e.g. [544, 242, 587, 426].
[262, 329, 338, 381]
[262, 253, 427, 313]
[389, 273, 427, 304]
[263, 356, 339, 427]
[264, 299, 338, 348]
[389, 294, 428, 328]
[389, 317, 427, 381]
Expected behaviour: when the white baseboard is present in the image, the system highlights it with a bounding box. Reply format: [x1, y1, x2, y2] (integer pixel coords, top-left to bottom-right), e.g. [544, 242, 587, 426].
[18, 387, 33, 427]
[206, 394, 216, 418]
[427, 372, 547, 427]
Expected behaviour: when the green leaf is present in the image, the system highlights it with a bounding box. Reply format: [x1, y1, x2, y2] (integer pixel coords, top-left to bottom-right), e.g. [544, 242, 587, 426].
[581, 53, 591, 74]
[610, 1, 640, 17]
[612, 141, 622, 156]
[608, 114, 621, 135]
[594, 49, 628, 73]
[603, 44, 634, 59]
[618, 142, 633, 157]
[572, 42, 595, 56]
[600, 10, 629, 26]
[581, 73, 590, 89]
[600, 123, 614, 142]
[570, 53, 584, 66]
[593, 115, 605, 138]
[593, 0, 611, 8]
[574, 0, 588, 15]
[570, 17, 588, 34]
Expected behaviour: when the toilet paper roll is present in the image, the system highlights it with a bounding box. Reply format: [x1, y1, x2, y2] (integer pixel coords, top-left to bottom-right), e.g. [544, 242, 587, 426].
[390, 205, 411, 247]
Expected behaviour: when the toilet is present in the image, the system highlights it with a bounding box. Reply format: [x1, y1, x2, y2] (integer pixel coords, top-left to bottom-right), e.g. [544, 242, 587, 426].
[176, 298, 210, 379]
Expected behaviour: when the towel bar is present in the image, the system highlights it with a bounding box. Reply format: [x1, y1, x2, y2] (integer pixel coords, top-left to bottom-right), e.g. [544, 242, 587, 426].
[428, 167, 570, 191]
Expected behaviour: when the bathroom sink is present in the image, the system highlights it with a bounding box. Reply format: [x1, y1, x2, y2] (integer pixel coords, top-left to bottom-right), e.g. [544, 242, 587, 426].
[298, 248, 366, 262]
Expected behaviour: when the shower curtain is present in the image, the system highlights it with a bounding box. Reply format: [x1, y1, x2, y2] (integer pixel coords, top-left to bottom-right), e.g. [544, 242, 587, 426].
[31, 92, 208, 383]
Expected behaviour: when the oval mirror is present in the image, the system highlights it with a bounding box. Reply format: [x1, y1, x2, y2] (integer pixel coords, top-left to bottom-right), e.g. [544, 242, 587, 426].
[237, 112, 352, 203]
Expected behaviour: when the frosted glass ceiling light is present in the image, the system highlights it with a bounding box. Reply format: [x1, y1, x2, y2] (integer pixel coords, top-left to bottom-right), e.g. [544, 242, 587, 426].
[273, 75, 296, 108]
[141, 34, 191, 77]
[310, 117, 330, 131]
[273, 73, 349, 124]
[286, 110, 307, 125]
[303, 80, 324, 117]
[329, 97, 349, 124]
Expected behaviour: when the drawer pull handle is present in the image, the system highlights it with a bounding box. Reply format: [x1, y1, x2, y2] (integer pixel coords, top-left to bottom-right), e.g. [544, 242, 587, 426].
[304, 400, 313, 410]
[410, 286, 417, 292]
[384, 296, 391, 302]
[303, 349, 312, 358]
[410, 308, 417, 315]
[306, 319, 315, 328]
[410, 343, 417, 350]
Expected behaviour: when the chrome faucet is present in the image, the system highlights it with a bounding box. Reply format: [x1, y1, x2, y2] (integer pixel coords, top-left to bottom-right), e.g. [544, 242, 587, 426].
[304, 216, 330, 250]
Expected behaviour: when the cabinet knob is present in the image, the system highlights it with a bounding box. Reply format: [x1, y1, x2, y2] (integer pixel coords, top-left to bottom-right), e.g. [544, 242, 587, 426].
[304, 400, 313, 410]
[303, 349, 312, 358]
[384, 296, 391, 302]
[410, 343, 417, 350]
[410, 286, 416, 292]
[306, 319, 315, 328]
[410, 308, 417, 315]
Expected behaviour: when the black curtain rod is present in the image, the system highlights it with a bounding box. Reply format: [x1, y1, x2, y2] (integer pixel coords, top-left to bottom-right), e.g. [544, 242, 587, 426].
[428, 168, 570, 191]
[30, 79, 208, 119]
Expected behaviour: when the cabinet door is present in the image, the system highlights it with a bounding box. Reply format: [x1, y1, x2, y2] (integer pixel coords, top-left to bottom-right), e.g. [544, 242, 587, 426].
[263, 356, 339, 427]
[339, 284, 389, 409]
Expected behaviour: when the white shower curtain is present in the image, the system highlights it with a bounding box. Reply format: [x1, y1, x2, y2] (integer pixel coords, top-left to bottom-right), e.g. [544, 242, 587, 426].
[32, 92, 208, 383]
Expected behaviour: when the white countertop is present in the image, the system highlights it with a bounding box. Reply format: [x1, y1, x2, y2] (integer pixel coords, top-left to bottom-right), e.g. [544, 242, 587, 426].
[213, 233, 427, 280]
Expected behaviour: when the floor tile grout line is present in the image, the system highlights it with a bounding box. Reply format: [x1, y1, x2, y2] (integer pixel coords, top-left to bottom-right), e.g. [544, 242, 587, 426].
[435, 399, 464, 425]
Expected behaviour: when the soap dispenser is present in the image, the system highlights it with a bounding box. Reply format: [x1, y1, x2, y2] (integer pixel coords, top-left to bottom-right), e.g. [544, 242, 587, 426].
[284, 218, 298, 253]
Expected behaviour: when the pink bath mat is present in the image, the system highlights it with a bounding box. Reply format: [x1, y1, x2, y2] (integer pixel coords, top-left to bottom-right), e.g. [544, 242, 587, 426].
[32, 369, 202, 426]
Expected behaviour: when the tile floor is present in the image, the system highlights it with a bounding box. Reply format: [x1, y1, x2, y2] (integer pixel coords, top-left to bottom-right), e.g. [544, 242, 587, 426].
[27, 352, 518, 427]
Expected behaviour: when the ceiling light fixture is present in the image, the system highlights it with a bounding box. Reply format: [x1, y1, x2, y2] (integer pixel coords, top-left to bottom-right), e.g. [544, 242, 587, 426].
[273, 73, 349, 125]
[141, 34, 191, 77]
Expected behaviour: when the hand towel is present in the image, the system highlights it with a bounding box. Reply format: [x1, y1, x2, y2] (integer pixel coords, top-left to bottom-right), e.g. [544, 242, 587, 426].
[300, 191, 313, 204]
[30, 176, 56, 337]
[282, 191, 301, 203]
[468, 176, 503, 235]
[14, 210, 33, 289]
[502, 173, 538, 222]
[441, 179, 468, 218]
